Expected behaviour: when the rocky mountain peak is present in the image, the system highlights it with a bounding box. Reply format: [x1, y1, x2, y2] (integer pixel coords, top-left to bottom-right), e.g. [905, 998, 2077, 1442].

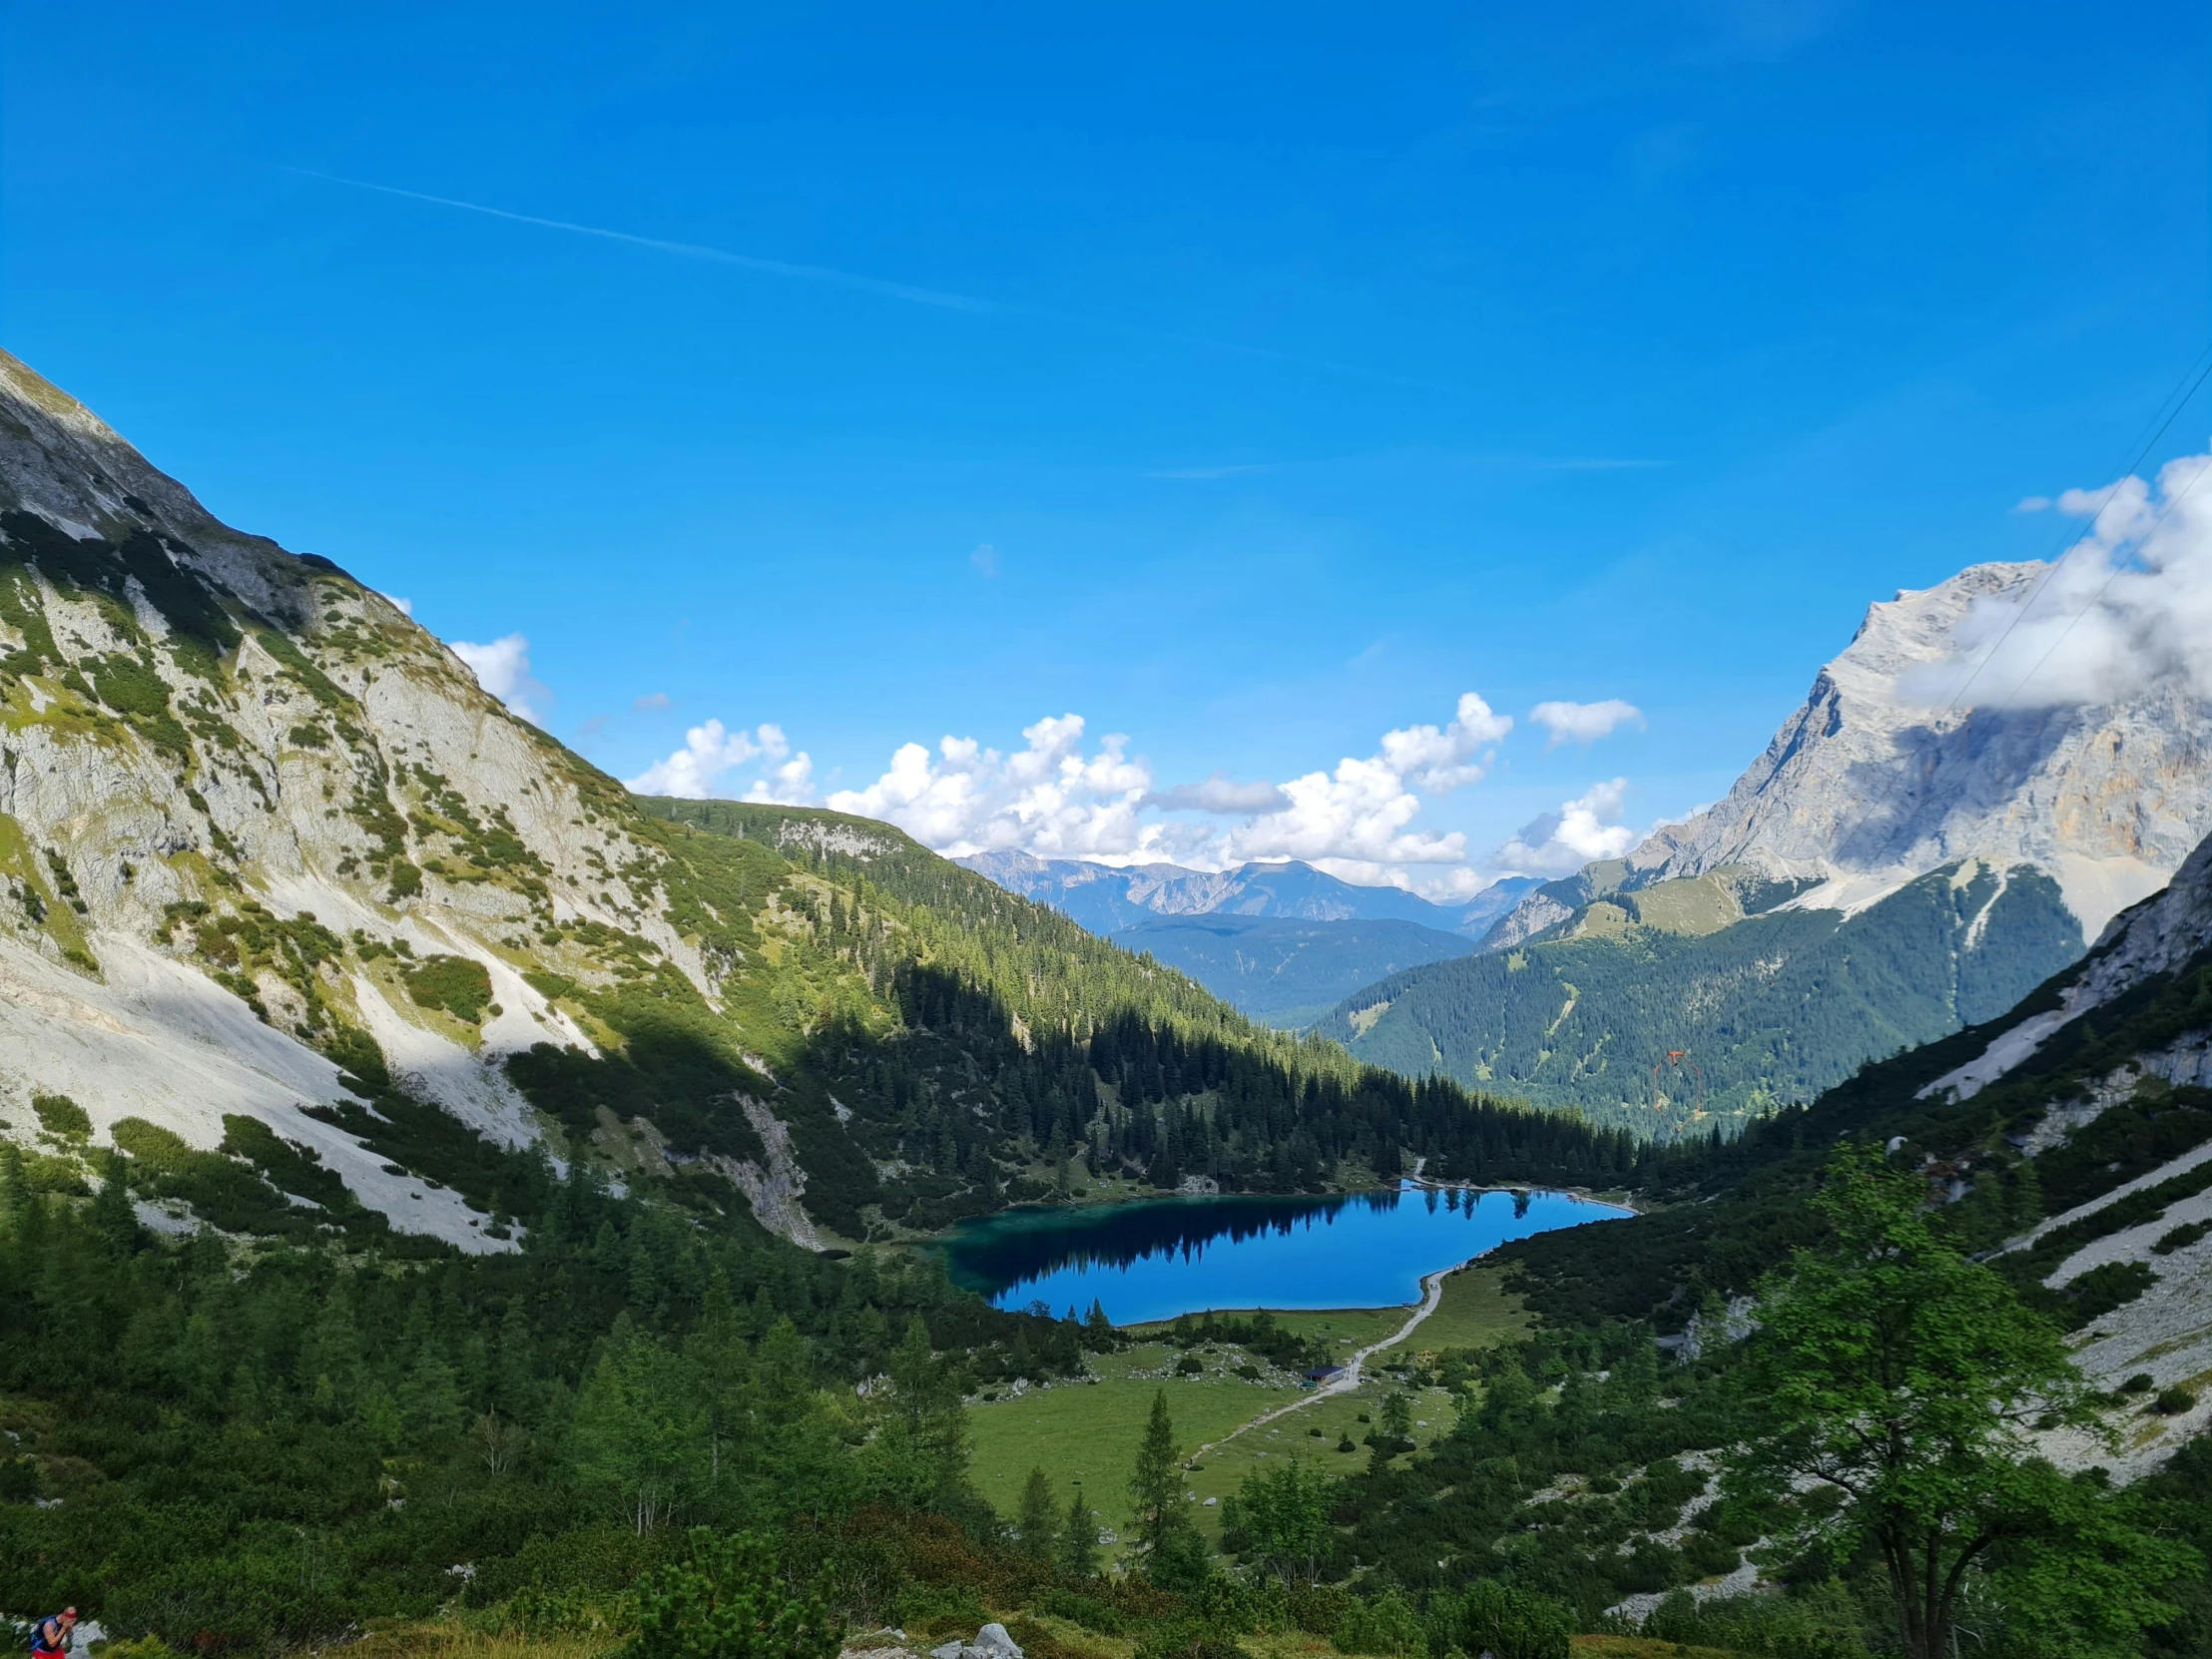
[1507, 559, 2212, 946]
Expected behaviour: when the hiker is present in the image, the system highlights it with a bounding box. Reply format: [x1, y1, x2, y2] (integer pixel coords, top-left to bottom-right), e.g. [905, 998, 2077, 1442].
[29, 1609, 77, 1659]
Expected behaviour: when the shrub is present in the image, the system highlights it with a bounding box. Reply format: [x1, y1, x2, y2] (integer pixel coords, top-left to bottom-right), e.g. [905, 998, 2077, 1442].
[2153, 1385, 2198, 1415]
[405, 953, 495, 1022]
[1282, 1583, 1349, 1635]
[1429, 1580, 1571, 1659]
[628, 1528, 839, 1659]
[1032, 1590, 1123, 1635]
[1609, 1539, 1684, 1593]
[31, 1092, 91, 1141]
[2153, 1218, 2212, 1256]
[1333, 1588, 1424, 1657]
[2063, 1260, 2156, 1325]
[1680, 1531, 1740, 1578]
[1642, 1580, 1866, 1659]
[1176, 1354, 1204, 1376]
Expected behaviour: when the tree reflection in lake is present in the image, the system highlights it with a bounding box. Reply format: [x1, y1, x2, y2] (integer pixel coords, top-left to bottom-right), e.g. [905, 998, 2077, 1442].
[938, 1182, 1625, 1325]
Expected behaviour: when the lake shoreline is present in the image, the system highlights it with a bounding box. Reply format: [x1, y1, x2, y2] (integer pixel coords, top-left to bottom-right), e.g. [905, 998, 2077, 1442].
[937, 1181, 1630, 1326]
[950, 1170, 1644, 1231]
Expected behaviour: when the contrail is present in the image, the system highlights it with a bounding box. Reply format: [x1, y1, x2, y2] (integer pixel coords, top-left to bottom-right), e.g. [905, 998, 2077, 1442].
[283, 167, 996, 312]
[282, 166, 1463, 394]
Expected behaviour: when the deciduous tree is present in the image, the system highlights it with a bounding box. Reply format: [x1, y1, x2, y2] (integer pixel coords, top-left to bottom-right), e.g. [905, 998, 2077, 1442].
[1724, 1145, 2196, 1659]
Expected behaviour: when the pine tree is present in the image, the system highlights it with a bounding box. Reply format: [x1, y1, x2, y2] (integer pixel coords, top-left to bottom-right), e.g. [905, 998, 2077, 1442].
[1015, 1466, 1060, 1560]
[1060, 1484, 1100, 1577]
[1128, 1388, 1184, 1564]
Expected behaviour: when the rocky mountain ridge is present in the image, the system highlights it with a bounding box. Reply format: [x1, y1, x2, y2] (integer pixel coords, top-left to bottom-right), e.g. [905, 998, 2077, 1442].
[962, 848, 1533, 938]
[1487, 560, 2212, 953]
[1331, 557, 2212, 1126]
[963, 849, 1530, 1023]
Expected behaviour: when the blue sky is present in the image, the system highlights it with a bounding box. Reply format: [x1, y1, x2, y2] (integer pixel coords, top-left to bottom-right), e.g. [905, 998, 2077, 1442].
[5, 2, 2207, 892]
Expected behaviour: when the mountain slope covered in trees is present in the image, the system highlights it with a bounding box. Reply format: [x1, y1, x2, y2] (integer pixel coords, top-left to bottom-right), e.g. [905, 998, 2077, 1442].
[1321, 859, 2083, 1134]
[0, 348, 1650, 1258]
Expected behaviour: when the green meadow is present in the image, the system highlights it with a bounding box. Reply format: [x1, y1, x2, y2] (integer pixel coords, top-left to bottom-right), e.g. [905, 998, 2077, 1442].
[966, 1263, 1532, 1566]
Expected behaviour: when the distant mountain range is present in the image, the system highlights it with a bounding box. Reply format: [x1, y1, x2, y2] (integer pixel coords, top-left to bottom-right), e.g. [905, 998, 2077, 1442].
[958, 851, 1535, 1025]
[1113, 912, 1477, 1029]
[1320, 562, 2212, 1133]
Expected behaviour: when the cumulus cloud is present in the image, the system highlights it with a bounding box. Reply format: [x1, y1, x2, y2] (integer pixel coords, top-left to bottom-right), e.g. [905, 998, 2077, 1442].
[1219, 693, 1513, 881]
[824, 690, 1646, 895]
[1493, 779, 1638, 876]
[381, 593, 413, 616]
[1530, 698, 1646, 747]
[828, 715, 1153, 858]
[746, 751, 817, 806]
[451, 633, 551, 725]
[1146, 773, 1290, 814]
[1376, 693, 1513, 791]
[1902, 444, 2212, 710]
[624, 719, 804, 799]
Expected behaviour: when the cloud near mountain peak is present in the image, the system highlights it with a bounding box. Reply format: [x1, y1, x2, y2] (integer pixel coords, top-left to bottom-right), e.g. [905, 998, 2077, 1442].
[609, 688, 1646, 896]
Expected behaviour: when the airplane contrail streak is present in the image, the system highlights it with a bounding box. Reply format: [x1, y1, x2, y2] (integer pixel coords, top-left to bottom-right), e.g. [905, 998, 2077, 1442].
[282, 166, 1464, 394]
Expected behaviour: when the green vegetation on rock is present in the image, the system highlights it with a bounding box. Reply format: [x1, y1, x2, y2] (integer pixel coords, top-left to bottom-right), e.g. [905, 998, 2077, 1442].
[1322, 862, 2084, 1134]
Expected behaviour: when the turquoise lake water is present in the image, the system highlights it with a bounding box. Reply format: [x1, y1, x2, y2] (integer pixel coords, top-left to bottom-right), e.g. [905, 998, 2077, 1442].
[938, 1183, 1628, 1325]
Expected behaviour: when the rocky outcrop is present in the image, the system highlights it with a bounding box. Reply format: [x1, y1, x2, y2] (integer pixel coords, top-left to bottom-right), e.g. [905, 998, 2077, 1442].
[0, 348, 821, 1246]
[929, 1625, 1024, 1659]
[1490, 562, 2212, 947]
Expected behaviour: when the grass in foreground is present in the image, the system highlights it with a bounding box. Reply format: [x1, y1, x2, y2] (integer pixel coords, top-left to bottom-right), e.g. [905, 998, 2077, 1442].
[318, 1625, 612, 1659]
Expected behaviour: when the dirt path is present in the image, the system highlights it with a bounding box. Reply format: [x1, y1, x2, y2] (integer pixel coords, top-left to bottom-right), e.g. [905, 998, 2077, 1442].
[1185, 1256, 1467, 1463]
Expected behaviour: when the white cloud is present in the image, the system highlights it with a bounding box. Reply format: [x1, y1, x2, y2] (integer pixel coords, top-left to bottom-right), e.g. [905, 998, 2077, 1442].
[1530, 698, 1646, 747]
[1493, 779, 1639, 876]
[635, 691, 672, 712]
[381, 593, 413, 616]
[971, 543, 1000, 578]
[451, 633, 551, 725]
[823, 691, 1563, 892]
[1376, 692, 1513, 791]
[624, 719, 793, 799]
[828, 715, 1153, 858]
[747, 750, 817, 806]
[1900, 444, 2212, 710]
[1146, 773, 1290, 814]
[1211, 693, 1512, 883]
[1226, 756, 1469, 872]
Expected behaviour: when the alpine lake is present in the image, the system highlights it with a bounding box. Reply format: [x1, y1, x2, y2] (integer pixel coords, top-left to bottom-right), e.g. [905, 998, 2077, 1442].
[945, 1182, 1631, 1553]
[940, 1181, 1630, 1325]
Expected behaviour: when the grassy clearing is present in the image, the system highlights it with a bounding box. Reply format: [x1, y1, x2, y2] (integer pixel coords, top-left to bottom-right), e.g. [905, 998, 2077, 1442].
[1122, 1306, 1409, 1363]
[966, 1342, 1306, 1559]
[1403, 1262, 1530, 1354]
[972, 1271, 1529, 1564]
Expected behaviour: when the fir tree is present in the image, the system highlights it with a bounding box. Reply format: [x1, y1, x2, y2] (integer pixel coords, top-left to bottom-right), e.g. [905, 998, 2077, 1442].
[1060, 1483, 1101, 1577]
[1015, 1466, 1060, 1560]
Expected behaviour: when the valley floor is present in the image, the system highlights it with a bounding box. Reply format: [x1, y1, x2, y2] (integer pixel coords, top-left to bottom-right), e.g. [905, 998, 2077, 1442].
[963, 1265, 1529, 1566]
